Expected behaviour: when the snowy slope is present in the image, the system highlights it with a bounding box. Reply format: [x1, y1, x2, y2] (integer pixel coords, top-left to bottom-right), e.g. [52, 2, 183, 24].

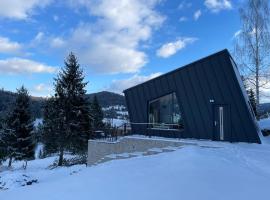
[1, 119, 270, 200]
[259, 117, 270, 129]
[103, 118, 127, 127]
[1, 140, 270, 200]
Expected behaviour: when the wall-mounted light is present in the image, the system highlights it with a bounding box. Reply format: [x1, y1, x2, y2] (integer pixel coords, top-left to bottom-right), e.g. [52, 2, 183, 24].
[209, 99, 215, 103]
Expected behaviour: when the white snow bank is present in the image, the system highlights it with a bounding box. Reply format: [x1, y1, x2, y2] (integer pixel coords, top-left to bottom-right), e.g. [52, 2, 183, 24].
[258, 117, 270, 129]
[34, 143, 44, 159]
[33, 118, 43, 127]
[0, 156, 84, 190]
[103, 118, 127, 127]
[1, 140, 270, 200]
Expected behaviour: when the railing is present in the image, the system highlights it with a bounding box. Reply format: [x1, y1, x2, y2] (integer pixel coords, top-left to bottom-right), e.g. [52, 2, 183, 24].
[92, 123, 132, 142]
[128, 122, 184, 130]
[92, 122, 183, 142]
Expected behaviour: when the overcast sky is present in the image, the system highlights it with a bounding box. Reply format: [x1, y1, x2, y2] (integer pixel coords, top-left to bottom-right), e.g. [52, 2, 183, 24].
[1, 0, 260, 100]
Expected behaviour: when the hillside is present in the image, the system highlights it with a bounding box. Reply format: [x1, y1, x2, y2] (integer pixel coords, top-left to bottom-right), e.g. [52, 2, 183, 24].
[0, 90, 126, 120]
[1, 133, 270, 199]
[0, 89, 45, 119]
[86, 91, 126, 107]
[259, 103, 270, 116]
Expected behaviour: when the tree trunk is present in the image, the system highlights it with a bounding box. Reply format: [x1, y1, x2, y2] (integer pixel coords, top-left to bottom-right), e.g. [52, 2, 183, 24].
[58, 147, 64, 166]
[256, 67, 260, 111]
[24, 160, 28, 170]
[255, 17, 260, 113]
[255, 34, 260, 112]
[8, 156, 12, 167]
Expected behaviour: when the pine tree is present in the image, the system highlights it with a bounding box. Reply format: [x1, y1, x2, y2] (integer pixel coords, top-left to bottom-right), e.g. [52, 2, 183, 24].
[42, 97, 59, 156]
[90, 95, 104, 131]
[0, 126, 6, 165]
[4, 86, 35, 168]
[53, 52, 92, 166]
[2, 121, 16, 167]
[248, 88, 257, 117]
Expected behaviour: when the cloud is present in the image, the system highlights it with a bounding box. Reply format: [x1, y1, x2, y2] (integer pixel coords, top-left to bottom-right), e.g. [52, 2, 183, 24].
[178, 1, 192, 10]
[50, 37, 66, 48]
[194, 10, 202, 21]
[0, 36, 21, 54]
[33, 32, 45, 42]
[179, 16, 188, 22]
[60, 0, 165, 74]
[53, 15, 59, 22]
[204, 0, 232, 12]
[233, 30, 242, 38]
[0, 0, 52, 19]
[261, 85, 270, 103]
[31, 83, 53, 97]
[156, 38, 197, 58]
[0, 58, 57, 75]
[107, 72, 163, 94]
[30, 32, 66, 50]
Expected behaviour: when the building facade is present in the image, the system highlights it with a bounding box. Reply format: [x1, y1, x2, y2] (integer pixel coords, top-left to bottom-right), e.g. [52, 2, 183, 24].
[124, 50, 261, 143]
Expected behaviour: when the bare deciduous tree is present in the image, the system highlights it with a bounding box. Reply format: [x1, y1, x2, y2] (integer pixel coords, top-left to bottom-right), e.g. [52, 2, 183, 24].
[234, 0, 270, 108]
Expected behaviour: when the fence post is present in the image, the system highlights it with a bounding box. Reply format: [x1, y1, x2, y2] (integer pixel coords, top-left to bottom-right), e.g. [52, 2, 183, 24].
[124, 123, 126, 135]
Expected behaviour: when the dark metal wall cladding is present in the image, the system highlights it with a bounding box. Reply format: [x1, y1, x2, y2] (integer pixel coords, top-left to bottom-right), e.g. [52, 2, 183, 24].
[124, 50, 261, 143]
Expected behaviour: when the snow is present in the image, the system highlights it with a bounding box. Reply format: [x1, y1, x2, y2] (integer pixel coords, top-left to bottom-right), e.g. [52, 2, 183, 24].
[103, 118, 127, 127]
[34, 143, 44, 159]
[102, 105, 126, 111]
[258, 117, 270, 129]
[1, 119, 270, 199]
[33, 118, 43, 127]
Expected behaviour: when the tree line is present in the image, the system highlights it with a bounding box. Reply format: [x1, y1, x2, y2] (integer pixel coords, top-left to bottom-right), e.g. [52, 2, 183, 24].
[234, 0, 270, 115]
[0, 53, 104, 168]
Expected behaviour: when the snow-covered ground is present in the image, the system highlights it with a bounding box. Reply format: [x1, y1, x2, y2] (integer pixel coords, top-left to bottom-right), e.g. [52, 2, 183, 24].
[259, 117, 270, 129]
[0, 119, 270, 200]
[103, 118, 127, 127]
[33, 118, 43, 127]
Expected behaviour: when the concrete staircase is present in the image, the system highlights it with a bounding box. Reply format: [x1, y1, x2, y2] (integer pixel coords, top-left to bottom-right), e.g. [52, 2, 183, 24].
[93, 145, 183, 165]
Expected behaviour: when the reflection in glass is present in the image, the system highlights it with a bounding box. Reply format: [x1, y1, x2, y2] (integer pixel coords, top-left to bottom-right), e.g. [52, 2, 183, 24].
[148, 93, 184, 130]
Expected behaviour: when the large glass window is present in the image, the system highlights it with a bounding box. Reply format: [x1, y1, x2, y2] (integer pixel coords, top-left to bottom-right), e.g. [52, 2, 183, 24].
[148, 93, 184, 130]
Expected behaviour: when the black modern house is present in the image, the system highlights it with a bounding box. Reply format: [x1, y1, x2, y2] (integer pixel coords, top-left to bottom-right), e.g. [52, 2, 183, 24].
[123, 49, 261, 143]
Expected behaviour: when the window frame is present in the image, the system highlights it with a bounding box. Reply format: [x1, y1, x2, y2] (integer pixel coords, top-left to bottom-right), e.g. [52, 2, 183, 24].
[147, 92, 184, 130]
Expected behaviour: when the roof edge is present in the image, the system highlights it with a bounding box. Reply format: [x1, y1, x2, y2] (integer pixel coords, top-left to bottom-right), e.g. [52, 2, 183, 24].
[123, 49, 229, 93]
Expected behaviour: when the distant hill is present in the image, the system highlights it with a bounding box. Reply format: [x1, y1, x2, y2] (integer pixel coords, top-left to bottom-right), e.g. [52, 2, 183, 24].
[259, 103, 270, 116]
[0, 90, 126, 120]
[86, 91, 126, 107]
[0, 89, 45, 119]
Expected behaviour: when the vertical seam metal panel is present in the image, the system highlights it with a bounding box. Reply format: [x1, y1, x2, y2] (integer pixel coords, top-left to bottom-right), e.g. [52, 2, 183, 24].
[213, 54, 246, 142]
[136, 85, 146, 123]
[123, 49, 260, 143]
[178, 70, 200, 138]
[210, 55, 237, 141]
[172, 72, 193, 138]
[185, 66, 207, 138]
[202, 56, 227, 140]
[224, 55, 260, 143]
[188, 63, 211, 139]
[194, 62, 213, 139]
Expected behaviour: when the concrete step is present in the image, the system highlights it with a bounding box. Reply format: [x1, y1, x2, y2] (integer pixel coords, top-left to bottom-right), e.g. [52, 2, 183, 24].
[94, 146, 182, 165]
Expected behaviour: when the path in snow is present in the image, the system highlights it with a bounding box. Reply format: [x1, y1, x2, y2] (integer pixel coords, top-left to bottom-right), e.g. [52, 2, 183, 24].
[0, 118, 270, 200]
[1, 139, 270, 200]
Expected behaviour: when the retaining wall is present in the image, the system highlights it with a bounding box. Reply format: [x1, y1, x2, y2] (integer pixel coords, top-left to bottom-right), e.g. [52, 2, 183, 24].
[87, 136, 183, 166]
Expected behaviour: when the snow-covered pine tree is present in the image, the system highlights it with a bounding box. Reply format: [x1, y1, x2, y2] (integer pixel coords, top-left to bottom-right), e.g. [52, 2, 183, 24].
[42, 97, 59, 156]
[0, 125, 7, 165]
[54, 52, 92, 166]
[5, 86, 35, 168]
[248, 88, 257, 117]
[1, 121, 16, 167]
[90, 95, 104, 130]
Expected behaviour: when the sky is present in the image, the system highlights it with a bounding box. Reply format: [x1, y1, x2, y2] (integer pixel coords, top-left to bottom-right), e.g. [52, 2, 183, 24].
[0, 0, 248, 98]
